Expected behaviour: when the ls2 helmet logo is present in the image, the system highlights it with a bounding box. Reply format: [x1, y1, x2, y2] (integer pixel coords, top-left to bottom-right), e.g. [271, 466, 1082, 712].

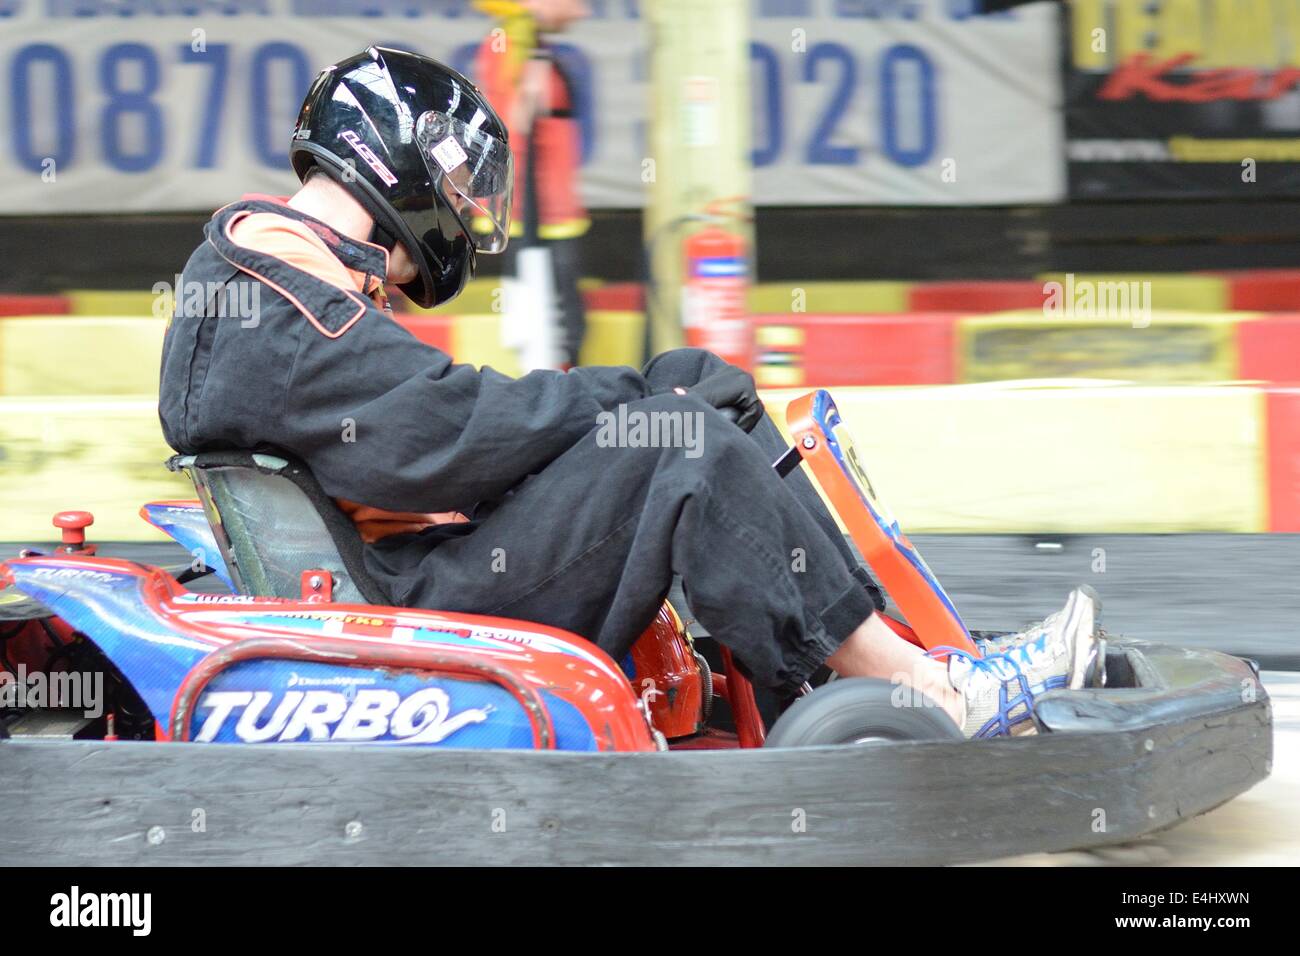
[341, 130, 399, 186]
[193, 688, 491, 744]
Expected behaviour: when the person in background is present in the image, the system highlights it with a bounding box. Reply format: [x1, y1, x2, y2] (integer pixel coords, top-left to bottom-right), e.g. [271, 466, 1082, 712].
[475, 0, 591, 369]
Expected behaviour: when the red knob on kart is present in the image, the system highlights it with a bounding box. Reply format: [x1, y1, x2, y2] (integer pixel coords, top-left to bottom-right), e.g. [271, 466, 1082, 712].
[53, 511, 94, 549]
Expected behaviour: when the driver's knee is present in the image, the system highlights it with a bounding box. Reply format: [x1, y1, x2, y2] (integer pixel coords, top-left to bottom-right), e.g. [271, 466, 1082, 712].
[600, 390, 761, 488]
[642, 347, 733, 389]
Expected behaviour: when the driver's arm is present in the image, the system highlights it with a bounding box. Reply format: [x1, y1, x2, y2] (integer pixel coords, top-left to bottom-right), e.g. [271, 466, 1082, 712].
[280, 306, 651, 513]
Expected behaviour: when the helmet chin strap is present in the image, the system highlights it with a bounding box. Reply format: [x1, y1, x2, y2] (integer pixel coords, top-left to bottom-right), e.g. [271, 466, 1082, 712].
[369, 221, 399, 252]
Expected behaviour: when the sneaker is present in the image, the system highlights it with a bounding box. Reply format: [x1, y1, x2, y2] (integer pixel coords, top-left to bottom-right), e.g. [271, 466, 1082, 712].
[974, 585, 1103, 656]
[941, 587, 1102, 738]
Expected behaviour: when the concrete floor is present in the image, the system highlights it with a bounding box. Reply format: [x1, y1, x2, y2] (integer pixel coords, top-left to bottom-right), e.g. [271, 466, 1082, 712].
[983, 671, 1298, 866]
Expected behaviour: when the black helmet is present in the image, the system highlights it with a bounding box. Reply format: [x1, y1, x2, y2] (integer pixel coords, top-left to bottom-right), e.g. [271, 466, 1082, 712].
[290, 47, 513, 308]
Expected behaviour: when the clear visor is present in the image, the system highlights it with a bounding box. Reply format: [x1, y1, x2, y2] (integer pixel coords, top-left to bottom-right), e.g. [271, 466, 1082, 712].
[415, 110, 513, 253]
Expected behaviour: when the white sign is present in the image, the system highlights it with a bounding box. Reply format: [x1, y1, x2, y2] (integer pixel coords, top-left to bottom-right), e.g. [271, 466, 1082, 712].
[0, 0, 1063, 213]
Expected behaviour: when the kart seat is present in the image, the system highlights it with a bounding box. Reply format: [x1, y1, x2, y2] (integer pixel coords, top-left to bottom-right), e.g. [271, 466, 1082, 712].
[166, 450, 389, 606]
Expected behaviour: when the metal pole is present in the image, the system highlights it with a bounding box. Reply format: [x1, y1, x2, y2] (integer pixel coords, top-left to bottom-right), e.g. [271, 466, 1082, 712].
[643, 0, 754, 359]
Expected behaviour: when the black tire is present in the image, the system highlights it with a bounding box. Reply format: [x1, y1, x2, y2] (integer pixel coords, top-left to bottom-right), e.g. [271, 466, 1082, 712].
[765, 677, 963, 747]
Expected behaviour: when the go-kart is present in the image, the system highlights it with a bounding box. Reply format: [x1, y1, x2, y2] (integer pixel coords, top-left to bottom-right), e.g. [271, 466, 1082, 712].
[0, 390, 1272, 865]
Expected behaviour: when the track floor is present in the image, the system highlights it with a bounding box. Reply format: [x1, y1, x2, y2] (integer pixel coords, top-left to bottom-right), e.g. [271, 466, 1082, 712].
[982, 671, 1299, 866]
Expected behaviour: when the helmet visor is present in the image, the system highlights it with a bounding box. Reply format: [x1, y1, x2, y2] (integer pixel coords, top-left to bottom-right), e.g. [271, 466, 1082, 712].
[415, 110, 513, 254]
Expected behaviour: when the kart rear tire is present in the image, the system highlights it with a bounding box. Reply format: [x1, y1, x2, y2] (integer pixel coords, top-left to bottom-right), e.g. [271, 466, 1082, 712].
[765, 677, 963, 747]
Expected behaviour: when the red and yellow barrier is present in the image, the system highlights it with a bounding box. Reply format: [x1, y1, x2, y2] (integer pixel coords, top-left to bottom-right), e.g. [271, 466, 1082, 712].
[0, 382, 1295, 539]
[907, 281, 1048, 313]
[0, 317, 166, 396]
[1266, 388, 1300, 532]
[1220, 270, 1300, 312]
[754, 307, 1300, 387]
[748, 281, 913, 315]
[396, 313, 455, 353]
[754, 313, 957, 388]
[0, 396, 188, 541]
[765, 382, 1289, 534]
[1035, 273, 1230, 313]
[66, 290, 162, 317]
[956, 310, 1246, 384]
[1237, 314, 1300, 383]
[0, 295, 70, 317]
[584, 283, 644, 313]
[0, 269, 1297, 539]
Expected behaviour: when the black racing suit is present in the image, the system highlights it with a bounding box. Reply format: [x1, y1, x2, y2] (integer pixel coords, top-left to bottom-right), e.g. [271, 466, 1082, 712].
[159, 198, 882, 694]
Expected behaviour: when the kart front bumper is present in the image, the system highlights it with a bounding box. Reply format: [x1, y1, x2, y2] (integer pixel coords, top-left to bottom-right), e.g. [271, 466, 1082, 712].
[0, 636, 1271, 865]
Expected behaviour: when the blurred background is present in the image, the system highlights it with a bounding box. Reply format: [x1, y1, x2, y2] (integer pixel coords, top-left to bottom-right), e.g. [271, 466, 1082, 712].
[1, 0, 1297, 864]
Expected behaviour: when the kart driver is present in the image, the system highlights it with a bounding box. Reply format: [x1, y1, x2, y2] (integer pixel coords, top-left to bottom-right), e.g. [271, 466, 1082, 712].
[159, 48, 1105, 739]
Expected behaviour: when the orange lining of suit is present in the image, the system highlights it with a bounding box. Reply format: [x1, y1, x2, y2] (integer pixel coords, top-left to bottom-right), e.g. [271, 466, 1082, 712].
[229, 208, 468, 542]
[336, 499, 468, 545]
[225, 210, 378, 338]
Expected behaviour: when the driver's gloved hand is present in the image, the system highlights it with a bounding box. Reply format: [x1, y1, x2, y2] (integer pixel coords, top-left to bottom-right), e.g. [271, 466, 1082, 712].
[680, 366, 765, 432]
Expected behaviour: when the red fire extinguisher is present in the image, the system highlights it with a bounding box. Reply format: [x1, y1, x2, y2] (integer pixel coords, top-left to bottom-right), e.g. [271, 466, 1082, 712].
[681, 225, 753, 371]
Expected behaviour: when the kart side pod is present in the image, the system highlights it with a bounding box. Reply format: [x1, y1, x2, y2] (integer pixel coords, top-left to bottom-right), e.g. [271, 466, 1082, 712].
[0, 556, 660, 752]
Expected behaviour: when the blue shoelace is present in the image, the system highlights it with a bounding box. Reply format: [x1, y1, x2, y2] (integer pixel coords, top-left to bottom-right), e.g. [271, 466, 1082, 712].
[926, 637, 1061, 738]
